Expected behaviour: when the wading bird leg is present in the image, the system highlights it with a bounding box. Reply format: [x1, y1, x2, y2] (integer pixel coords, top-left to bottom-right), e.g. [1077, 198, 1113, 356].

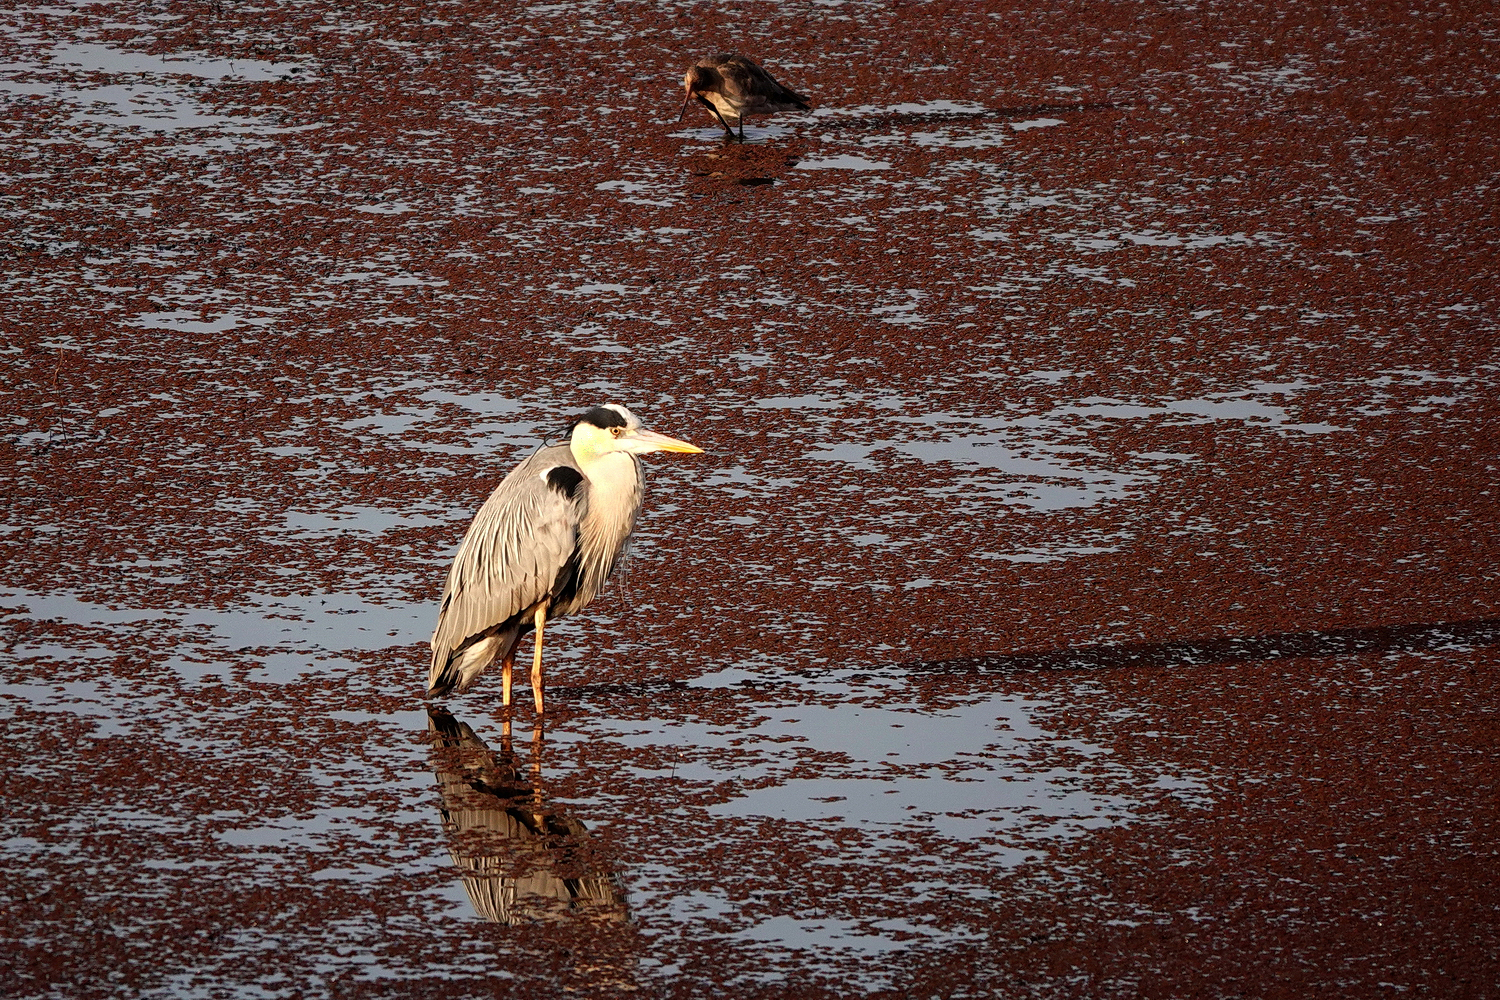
[738, 116, 746, 141]
[531, 604, 547, 715]
[531, 726, 543, 783]
[699, 97, 735, 138]
[501, 650, 514, 708]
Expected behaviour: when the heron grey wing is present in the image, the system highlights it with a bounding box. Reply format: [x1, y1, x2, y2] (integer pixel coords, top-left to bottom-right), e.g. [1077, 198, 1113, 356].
[430, 448, 581, 662]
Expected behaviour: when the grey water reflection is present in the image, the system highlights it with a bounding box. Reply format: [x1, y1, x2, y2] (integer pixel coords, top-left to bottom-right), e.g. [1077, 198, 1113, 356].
[427, 710, 628, 926]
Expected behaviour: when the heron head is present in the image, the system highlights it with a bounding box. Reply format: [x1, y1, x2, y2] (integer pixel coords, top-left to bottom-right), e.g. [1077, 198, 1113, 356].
[570, 404, 704, 461]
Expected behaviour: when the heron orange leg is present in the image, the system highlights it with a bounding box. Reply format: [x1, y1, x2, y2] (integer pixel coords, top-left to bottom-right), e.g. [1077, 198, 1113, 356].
[501, 650, 514, 708]
[531, 604, 548, 716]
[531, 725, 544, 784]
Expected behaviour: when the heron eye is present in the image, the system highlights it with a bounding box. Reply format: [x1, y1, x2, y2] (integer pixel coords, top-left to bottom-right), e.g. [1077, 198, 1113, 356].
[611, 426, 624, 438]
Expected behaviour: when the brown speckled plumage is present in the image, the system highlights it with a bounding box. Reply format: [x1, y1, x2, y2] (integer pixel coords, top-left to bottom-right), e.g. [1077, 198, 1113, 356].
[678, 53, 811, 139]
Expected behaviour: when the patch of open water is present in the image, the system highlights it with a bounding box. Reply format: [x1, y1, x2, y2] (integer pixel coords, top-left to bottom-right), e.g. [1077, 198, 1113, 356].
[0, 13, 317, 140]
[0, 572, 1214, 974]
[3, 2, 1494, 992]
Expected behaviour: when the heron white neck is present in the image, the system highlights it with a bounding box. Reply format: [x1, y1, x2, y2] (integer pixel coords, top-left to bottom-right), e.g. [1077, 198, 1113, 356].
[571, 444, 635, 486]
[567, 438, 642, 591]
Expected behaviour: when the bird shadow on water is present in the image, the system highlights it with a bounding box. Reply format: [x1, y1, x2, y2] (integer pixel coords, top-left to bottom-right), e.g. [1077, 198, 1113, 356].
[684, 138, 812, 189]
[425, 709, 629, 927]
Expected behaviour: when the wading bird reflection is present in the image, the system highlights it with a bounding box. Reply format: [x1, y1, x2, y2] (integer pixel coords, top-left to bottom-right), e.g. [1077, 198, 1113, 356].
[427, 404, 703, 713]
[678, 53, 811, 140]
[428, 710, 628, 925]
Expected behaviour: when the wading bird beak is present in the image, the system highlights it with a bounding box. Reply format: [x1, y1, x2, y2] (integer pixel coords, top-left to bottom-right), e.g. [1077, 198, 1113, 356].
[628, 428, 705, 454]
[677, 90, 694, 122]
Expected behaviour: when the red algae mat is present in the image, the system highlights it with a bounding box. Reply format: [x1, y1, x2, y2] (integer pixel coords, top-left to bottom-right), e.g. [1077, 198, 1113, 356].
[2, 1, 1497, 997]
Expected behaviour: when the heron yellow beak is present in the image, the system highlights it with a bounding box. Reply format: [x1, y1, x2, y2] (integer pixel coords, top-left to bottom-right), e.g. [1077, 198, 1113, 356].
[629, 428, 704, 454]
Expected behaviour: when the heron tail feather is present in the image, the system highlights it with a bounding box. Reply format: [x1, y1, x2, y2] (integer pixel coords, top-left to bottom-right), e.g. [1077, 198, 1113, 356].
[426, 634, 507, 699]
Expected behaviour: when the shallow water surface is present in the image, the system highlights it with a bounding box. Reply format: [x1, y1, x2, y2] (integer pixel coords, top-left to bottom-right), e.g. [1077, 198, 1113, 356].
[2, 0, 1497, 997]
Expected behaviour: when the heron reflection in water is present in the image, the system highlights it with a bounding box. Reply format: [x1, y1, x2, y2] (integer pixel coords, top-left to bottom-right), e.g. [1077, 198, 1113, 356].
[428, 709, 628, 925]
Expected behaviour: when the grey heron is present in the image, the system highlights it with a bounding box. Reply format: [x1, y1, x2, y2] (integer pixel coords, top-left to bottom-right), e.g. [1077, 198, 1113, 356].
[677, 53, 811, 140]
[427, 404, 703, 713]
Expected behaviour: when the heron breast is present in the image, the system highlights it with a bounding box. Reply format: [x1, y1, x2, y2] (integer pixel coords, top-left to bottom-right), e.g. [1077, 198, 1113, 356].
[573, 452, 642, 592]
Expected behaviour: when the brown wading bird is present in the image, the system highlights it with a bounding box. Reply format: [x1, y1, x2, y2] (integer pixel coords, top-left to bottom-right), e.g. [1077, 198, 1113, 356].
[678, 53, 811, 140]
[427, 405, 703, 714]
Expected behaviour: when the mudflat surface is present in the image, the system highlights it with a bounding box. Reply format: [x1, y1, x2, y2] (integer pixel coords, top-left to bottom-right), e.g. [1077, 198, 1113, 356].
[2, 1, 1497, 997]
